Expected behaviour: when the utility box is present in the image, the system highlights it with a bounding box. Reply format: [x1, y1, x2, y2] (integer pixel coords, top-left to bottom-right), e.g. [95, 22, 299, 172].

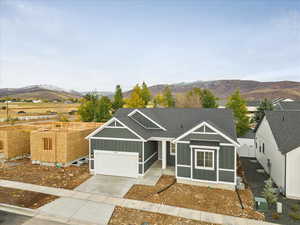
[255, 197, 268, 211]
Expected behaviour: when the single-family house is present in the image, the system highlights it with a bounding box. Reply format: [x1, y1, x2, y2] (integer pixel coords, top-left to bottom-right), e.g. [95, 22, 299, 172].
[274, 101, 300, 111]
[237, 130, 255, 158]
[255, 111, 300, 199]
[86, 108, 240, 189]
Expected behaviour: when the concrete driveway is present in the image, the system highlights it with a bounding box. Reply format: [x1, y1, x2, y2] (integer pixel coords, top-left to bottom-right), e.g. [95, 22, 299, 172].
[39, 197, 115, 225]
[75, 161, 175, 198]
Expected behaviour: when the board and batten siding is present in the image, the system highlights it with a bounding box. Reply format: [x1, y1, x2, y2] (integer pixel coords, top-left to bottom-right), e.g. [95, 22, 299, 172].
[176, 142, 235, 184]
[255, 117, 285, 190]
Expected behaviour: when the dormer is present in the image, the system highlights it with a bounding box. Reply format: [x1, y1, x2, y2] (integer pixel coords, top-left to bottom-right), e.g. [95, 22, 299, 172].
[128, 109, 166, 130]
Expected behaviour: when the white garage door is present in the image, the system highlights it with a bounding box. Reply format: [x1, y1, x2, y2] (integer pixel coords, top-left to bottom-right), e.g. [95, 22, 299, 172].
[94, 150, 139, 178]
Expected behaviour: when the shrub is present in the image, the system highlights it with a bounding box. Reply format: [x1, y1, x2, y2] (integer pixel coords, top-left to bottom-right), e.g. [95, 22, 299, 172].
[289, 212, 300, 220]
[262, 178, 278, 205]
[291, 204, 300, 212]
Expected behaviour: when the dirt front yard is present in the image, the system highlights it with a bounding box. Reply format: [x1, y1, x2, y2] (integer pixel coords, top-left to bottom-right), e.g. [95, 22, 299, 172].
[124, 175, 264, 220]
[0, 158, 91, 189]
[0, 187, 57, 209]
[109, 206, 219, 225]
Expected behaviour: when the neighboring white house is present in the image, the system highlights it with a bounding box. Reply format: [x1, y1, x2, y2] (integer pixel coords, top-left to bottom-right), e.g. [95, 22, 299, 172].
[255, 111, 300, 200]
[237, 130, 255, 158]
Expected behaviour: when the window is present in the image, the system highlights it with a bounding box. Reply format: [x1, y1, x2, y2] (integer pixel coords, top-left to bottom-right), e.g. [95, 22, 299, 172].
[0, 140, 3, 150]
[43, 138, 52, 150]
[195, 149, 214, 170]
[259, 144, 261, 153]
[262, 143, 265, 154]
[170, 143, 176, 155]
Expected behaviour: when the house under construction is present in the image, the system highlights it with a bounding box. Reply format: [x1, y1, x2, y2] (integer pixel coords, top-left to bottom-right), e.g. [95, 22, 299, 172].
[30, 122, 100, 166]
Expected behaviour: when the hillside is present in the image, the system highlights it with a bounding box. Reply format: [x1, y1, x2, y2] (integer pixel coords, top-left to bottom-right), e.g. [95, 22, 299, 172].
[0, 85, 82, 100]
[125, 80, 300, 100]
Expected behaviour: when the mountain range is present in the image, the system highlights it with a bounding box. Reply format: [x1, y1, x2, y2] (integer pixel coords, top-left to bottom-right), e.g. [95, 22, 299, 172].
[1, 80, 300, 100]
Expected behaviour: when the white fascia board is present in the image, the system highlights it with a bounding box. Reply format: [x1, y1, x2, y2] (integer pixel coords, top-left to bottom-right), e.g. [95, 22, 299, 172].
[128, 109, 167, 131]
[173, 121, 240, 147]
[85, 117, 146, 141]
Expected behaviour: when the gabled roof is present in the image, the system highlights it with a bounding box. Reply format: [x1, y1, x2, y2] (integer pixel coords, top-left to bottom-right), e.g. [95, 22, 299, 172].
[261, 111, 300, 154]
[238, 129, 255, 139]
[113, 108, 238, 143]
[274, 101, 300, 111]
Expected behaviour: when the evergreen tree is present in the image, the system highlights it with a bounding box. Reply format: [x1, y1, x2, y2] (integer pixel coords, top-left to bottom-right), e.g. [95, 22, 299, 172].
[162, 86, 175, 107]
[201, 89, 218, 108]
[125, 84, 146, 108]
[254, 98, 273, 123]
[141, 82, 152, 106]
[112, 85, 124, 112]
[95, 96, 112, 122]
[226, 89, 250, 136]
[262, 178, 278, 205]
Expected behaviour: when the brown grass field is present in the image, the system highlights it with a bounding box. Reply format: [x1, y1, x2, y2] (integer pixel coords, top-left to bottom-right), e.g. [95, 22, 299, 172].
[0, 102, 80, 120]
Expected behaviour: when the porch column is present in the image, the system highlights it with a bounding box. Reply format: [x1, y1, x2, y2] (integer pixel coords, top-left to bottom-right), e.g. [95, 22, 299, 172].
[162, 140, 167, 169]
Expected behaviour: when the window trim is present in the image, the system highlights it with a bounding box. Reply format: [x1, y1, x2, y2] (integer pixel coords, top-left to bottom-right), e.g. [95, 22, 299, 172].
[170, 143, 176, 155]
[194, 149, 215, 170]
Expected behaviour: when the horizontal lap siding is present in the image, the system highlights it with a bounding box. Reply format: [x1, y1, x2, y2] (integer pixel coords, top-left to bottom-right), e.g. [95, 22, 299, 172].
[177, 166, 191, 178]
[192, 148, 217, 181]
[94, 127, 140, 139]
[143, 141, 158, 173]
[91, 139, 143, 163]
[144, 141, 157, 160]
[219, 170, 235, 183]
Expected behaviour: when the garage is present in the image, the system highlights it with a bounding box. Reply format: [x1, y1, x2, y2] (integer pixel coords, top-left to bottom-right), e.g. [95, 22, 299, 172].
[94, 150, 139, 178]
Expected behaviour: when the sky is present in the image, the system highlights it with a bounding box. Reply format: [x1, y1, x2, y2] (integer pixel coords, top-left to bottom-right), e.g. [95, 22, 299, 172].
[0, 0, 300, 92]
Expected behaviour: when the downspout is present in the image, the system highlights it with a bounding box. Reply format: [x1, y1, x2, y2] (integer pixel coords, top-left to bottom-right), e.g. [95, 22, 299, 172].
[284, 154, 287, 196]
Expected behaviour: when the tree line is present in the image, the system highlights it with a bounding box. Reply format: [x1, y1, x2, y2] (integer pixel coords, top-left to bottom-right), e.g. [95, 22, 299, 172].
[78, 82, 273, 137]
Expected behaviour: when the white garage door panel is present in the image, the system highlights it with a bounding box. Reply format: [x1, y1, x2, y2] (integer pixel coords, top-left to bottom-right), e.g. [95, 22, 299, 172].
[94, 150, 138, 178]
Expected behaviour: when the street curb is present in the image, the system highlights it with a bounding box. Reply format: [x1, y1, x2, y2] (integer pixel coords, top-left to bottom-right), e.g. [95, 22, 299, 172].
[0, 203, 37, 217]
[0, 203, 105, 225]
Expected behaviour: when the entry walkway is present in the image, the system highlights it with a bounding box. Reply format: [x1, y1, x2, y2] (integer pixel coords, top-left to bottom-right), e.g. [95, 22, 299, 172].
[0, 179, 276, 225]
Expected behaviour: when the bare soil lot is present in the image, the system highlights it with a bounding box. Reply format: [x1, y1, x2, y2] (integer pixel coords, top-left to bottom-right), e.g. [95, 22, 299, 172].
[0, 186, 57, 209]
[108, 206, 218, 225]
[124, 175, 264, 220]
[0, 158, 91, 189]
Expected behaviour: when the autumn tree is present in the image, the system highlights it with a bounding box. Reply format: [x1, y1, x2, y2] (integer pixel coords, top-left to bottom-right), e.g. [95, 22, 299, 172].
[125, 84, 146, 108]
[112, 85, 124, 113]
[226, 89, 250, 136]
[141, 82, 152, 106]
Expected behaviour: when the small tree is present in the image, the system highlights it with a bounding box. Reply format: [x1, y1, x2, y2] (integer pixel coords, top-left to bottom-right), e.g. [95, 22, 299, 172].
[162, 86, 175, 107]
[78, 97, 98, 122]
[125, 84, 146, 108]
[254, 98, 273, 123]
[153, 94, 164, 108]
[141, 81, 152, 106]
[201, 89, 218, 108]
[112, 85, 124, 113]
[226, 89, 250, 136]
[95, 96, 112, 122]
[262, 178, 278, 205]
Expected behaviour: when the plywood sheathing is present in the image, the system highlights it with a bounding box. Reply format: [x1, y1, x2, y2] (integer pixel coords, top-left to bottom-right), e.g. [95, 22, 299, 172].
[30, 122, 101, 165]
[0, 126, 37, 160]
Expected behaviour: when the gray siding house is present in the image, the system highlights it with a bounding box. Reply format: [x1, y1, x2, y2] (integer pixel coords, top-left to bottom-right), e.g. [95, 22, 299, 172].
[86, 108, 240, 187]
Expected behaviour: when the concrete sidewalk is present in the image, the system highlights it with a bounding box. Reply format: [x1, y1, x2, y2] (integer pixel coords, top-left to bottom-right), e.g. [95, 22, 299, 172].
[0, 179, 277, 225]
